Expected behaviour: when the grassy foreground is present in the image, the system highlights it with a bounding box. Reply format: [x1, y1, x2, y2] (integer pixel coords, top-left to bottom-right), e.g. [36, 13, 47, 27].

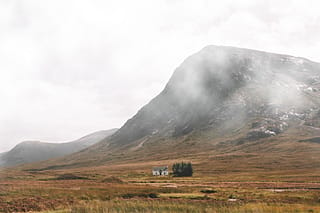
[1, 160, 320, 212]
[44, 201, 320, 213]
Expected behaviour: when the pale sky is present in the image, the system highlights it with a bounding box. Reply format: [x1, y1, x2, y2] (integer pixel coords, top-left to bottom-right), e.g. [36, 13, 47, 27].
[0, 0, 320, 152]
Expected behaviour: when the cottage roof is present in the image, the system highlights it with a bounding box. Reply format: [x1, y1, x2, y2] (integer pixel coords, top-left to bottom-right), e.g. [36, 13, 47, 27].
[152, 166, 168, 171]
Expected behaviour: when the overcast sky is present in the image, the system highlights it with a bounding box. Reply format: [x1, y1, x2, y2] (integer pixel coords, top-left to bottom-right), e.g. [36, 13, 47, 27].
[0, 0, 320, 152]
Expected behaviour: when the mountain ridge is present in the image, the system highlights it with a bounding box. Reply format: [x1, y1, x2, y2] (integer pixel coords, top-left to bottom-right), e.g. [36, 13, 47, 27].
[0, 129, 118, 167]
[23, 45, 320, 170]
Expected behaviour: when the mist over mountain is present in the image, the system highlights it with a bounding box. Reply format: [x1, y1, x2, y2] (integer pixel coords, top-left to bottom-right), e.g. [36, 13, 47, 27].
[0, 129, 117, 167]
[107, 46, 320, 145]
[26, 46, 320, 169]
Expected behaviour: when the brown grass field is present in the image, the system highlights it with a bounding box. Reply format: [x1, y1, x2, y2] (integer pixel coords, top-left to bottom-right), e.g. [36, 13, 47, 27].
[1, 156, 320, 213]
[1, 125, 320, 212]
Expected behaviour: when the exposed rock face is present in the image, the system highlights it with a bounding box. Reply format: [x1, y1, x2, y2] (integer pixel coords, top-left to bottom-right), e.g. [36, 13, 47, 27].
[108, 45, 320, 147]
[247, 118, 288, 140]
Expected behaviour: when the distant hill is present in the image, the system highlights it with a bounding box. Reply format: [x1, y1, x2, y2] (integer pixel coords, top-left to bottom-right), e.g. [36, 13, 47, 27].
[0, 129, 117, 167]
[25, 46, 320, 172]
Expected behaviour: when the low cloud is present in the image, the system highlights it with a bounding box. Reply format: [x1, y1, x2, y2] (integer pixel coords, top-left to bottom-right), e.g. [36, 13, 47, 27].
[0, 0, 319, 152]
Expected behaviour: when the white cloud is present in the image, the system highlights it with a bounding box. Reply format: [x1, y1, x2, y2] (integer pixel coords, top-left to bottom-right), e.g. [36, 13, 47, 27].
[0, 0, 320, 152]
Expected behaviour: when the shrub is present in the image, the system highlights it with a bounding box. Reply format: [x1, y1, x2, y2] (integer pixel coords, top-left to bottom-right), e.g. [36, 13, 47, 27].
[148, 193, 159, 198]
[200, 189, 217, 194]
[228, 194, 237, 199]
[121, 193, 159, 199]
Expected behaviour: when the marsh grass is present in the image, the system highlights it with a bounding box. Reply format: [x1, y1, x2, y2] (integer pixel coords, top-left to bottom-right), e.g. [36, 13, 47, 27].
[2, 162, 320, 212]
[43, 200, 320, 213]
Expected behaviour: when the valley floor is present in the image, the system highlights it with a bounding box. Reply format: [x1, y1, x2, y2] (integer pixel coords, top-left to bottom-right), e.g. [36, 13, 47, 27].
[1, 161, 320, 212]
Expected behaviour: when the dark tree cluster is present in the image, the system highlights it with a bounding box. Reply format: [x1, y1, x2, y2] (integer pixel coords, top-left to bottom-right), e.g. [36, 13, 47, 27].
[172, 162, 193, 177]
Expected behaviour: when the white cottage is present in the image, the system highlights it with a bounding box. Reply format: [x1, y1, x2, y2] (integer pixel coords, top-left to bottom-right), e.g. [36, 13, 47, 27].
[152, 166, 169, 176]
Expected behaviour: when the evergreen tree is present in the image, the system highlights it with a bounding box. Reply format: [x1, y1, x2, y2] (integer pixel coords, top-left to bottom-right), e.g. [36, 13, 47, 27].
[172, 162, 193, 177]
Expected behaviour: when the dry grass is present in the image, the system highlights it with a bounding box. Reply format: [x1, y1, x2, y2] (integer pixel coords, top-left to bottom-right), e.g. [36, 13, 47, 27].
[1, 168, 320, 212]
[1, 131, 320, 212]
[42, 201, 320, 213]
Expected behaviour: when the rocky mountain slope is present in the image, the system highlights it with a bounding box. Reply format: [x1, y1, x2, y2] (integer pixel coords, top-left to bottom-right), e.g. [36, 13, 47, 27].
[26, 46, 320, 170]
[0, 129, 117, 167]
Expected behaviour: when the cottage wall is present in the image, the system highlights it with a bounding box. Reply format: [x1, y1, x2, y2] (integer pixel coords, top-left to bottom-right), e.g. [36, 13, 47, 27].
[152, 166, 169, 176]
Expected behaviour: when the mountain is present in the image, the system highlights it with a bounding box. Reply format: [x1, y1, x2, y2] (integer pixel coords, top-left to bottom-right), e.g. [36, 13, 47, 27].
[0, 129, 118, 167]
[27, 46, 320, 171]
[108, 46, 320, 143]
